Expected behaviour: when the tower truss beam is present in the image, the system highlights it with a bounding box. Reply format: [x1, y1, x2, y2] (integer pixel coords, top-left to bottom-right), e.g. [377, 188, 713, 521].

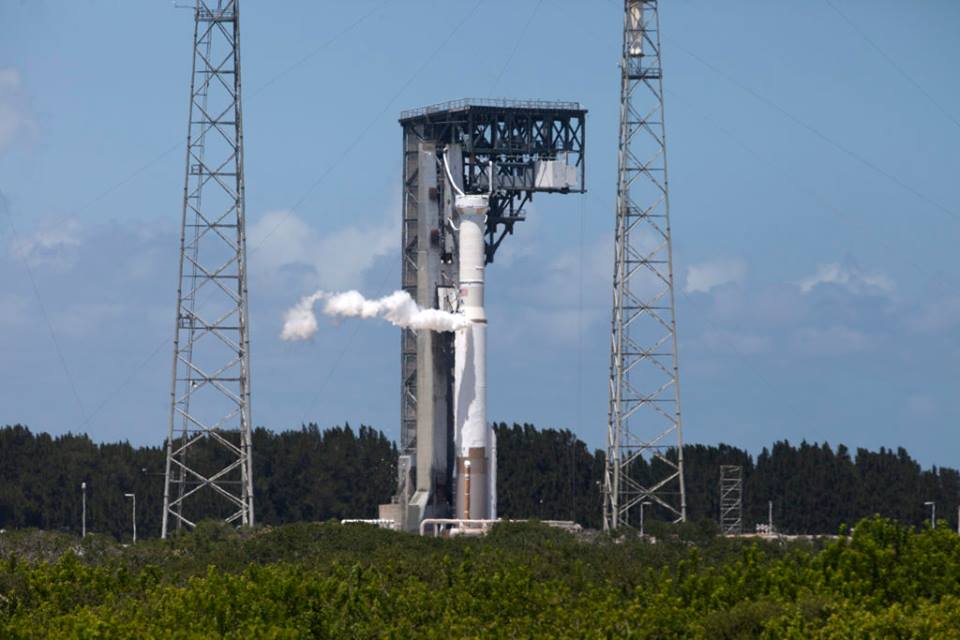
[720, 465, 744, 535]
[604, 0, 686, 530]
[162, 0, 253, 538]
[387, 100, 587, 531]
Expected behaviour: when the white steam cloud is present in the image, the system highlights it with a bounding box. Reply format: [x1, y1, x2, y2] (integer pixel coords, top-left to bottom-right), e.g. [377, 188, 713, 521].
[281, 290, 468, 341]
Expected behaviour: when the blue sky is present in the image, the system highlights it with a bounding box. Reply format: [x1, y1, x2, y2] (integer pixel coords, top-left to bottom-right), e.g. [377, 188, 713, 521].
[1, 1, 958, 466]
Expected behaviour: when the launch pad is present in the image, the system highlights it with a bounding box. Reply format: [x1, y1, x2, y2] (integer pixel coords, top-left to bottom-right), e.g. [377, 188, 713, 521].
[381, 99, 587, 532]
[154, 1, 684, 539]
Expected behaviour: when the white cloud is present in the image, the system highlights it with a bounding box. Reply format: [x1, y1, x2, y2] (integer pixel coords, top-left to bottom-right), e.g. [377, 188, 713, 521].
[908, 296, 960, 335]
[798, 262, 894, 296]
[540, 234, 612, 305]
[490, 201, 542, 268]
[685, 258, 747, 294]
[52, 302, 125, 337]
[0, 293, 28, 327]
[122, 245, 166, 282]
[706, 284, 809, 329]
[511, 306, 607, 345]
[247, 208, 398, 292]
[504, 230, 701, 346]
[0, 68, 32, 150]
[490, 235, 612, 347]
[9, 219, 82, 269]
[790, 325, 872, 355]
[697, 328, 771, 355]
[0, 69, 19, 91]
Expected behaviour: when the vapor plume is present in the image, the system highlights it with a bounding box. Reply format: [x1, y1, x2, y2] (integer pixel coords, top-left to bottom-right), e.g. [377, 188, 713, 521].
[281, 290, 468, 341]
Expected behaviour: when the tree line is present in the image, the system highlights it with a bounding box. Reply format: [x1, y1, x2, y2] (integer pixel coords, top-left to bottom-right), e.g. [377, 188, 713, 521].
[494, 424, 960, 533]
[1, 422, 957, 538]
[0, 424, 395, 541]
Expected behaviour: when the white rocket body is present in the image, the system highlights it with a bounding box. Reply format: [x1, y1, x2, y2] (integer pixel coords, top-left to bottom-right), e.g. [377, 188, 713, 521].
[453, 194, 496, 521]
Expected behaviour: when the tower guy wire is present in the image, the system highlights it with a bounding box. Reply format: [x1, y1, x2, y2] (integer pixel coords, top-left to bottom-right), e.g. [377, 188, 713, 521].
[823, 0, 960, 134]
[40, 0, 456, 442]
[0, 197, 89, 426]
[671, 41, 958, 222]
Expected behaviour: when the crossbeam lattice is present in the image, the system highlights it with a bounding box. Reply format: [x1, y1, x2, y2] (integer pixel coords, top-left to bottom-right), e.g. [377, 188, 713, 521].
[162, 0, 253, 537]
[604, 0, 686, 530]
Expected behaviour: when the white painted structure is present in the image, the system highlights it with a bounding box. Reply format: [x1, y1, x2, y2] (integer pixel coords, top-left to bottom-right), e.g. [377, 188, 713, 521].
[420, 518, 582, 538]
[452, 191, 496, 521]
[380, 103, 586, 532]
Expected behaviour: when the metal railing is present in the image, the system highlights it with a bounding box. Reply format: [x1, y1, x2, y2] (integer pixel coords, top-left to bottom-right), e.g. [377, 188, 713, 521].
[419, 518, 582, 537]
[340, 519, 399, 530]
[401, 98, 583, 120]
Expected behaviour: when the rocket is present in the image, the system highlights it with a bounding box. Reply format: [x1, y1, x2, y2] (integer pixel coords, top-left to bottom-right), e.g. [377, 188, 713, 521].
[452, 191, 496, 521]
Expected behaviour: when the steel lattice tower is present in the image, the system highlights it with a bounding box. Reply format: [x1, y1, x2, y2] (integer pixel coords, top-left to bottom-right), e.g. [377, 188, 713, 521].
[719, 465, 743, 535]
[604, 0, 686, 530]
[162, 0, 253, 537]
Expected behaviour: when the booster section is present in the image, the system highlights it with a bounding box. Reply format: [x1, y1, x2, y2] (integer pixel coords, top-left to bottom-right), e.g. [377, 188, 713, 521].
[448, 159, 496, 521]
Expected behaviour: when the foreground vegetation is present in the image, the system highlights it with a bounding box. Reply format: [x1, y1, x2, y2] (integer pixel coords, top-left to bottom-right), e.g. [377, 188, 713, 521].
[2, 517, 960, 638]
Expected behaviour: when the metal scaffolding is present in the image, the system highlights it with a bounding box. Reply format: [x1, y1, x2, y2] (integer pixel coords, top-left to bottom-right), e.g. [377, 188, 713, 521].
[162, 0, 253, 537]
[387, 100, 586, 531]
[604, 0, 686, 530]
[720, 465, 743, 535]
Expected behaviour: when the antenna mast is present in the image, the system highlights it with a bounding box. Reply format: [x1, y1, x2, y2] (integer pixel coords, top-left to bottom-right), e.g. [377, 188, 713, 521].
[162, 0, 253, 537]
[604, 0, 686, 529]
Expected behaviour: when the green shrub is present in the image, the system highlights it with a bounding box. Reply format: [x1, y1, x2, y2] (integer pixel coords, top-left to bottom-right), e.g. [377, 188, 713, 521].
[2, 517, 959, 638]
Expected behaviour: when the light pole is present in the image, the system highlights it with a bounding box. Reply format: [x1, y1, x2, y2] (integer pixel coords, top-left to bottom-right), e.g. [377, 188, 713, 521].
[924, 501, 936, 529]
[640, 501, 652, 537]
[81, 482, 87, 538]
[124, 493, 137, 544]
[768, 500, 774, 534]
